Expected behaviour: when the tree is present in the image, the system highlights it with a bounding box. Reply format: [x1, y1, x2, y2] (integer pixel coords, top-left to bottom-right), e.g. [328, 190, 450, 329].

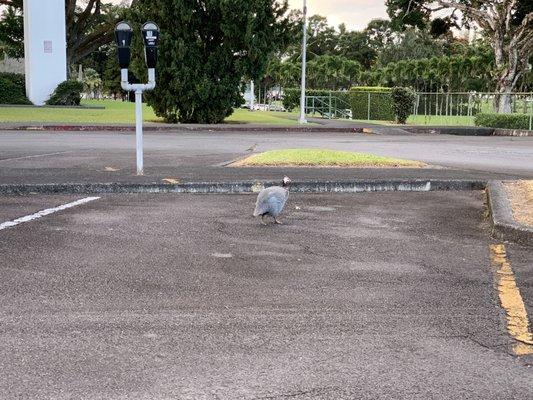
[131, 0, 293, 123]
[0, 0, 126, 66]
[365, 19, 396, 50]
[336, 30, 377, 68]
[306, 15, 337, 58]
[0, 2, 23, 58]
[386, 0, 533, 112]
[376, 28, 447, 66]
[83, 68, 102, 99]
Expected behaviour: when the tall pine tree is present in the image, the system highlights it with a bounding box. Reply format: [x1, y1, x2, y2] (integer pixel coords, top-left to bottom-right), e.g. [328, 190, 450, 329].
[131, 0, 292, 123]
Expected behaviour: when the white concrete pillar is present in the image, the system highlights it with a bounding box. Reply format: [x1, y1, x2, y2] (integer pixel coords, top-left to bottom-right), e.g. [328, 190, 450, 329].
[23, 0, 67, 105]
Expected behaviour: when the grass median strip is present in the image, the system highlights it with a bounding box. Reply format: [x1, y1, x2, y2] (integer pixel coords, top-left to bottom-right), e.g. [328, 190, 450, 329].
[231, 149, 425, 168]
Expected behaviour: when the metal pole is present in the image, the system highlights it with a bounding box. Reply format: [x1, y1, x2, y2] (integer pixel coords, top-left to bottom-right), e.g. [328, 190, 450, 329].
[298, 0, 308, 124]
[135, 90, 144, 176]
[329, 92, 332, 119]
[250, 80, 255, 110]
[367, 92, 371, 121]
[528, 97, 533, 130]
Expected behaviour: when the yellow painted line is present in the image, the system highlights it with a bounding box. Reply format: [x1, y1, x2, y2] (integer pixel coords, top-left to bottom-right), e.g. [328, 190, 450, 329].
[162, 178, 180, 184]
[489, 244, 533, 355]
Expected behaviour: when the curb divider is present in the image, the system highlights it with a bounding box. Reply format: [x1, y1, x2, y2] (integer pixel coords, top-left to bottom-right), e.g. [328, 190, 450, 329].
[0, 124, 364, 134]
[486, 181, 533, 246]
[0, 179, 485, 195]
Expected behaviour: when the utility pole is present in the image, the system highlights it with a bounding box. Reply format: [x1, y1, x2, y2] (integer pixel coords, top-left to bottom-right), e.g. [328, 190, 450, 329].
[298, 0, 308, 124]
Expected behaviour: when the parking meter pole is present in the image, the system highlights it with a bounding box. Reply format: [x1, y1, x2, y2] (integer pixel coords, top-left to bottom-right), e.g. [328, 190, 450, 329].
[135, 90, 144, 176]
[116, 21, 159, 175]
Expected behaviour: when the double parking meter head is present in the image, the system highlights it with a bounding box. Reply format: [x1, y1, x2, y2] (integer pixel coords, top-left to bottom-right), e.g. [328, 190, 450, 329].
[141, 22, 160, 69]
[115, 21, 133, 69]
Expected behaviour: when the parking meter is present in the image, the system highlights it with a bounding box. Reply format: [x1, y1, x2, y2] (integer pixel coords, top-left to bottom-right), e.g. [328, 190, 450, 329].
[114, 21, 133, 69]
[115, 21, 159, 176]
[141, 22, 160, 69]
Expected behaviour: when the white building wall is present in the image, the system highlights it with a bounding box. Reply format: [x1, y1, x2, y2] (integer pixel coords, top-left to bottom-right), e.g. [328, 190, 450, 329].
[23, 0, 67, 105]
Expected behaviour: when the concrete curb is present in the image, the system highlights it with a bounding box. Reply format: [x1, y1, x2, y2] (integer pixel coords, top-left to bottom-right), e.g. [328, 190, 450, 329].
[403, 126, 532, 137]
[486, 181, 533, 246]
[0, 179, 485, 196]
[0, 124, 364, 134]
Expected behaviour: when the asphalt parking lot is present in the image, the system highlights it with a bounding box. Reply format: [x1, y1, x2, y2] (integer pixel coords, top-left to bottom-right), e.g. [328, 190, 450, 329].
[1, 130, 532, 185]
[0, 191, 532, 399]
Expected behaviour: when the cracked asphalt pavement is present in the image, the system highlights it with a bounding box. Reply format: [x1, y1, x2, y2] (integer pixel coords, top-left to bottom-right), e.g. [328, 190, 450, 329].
[0, 191, 532, 399]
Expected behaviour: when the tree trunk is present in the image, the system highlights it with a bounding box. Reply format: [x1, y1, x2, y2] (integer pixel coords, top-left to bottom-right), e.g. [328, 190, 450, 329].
[496, 85, 513, 113]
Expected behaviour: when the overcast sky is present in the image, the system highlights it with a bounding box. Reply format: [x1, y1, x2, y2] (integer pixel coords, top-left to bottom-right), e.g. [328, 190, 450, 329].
[113, 1, 388, 31]
[289, 0, 388, 30]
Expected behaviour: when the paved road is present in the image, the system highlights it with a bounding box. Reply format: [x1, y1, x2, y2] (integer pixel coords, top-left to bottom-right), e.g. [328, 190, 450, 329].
[0, 130, 532, 184]
[1, 191, 531, 399]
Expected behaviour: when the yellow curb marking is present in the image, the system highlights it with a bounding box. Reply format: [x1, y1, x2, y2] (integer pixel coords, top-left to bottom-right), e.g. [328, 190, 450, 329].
[251, 182, 265, 193]
[104, 166, 120, 172]
[489, 244, 533, 355]
[162, 178, 180, 184]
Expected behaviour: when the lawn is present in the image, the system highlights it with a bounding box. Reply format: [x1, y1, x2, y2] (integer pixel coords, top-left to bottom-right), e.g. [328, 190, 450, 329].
[226, 109, 300, 124]
[338, 115, 476, 126]
[231, 149, 425, 168]
[407, 115, 476, 126]
[0, 100, 162, 124]
[0, 99, 300, 125]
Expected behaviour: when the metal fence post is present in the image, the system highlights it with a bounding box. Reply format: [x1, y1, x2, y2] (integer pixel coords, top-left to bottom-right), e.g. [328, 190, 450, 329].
[329, 92, 332, 119]
[367, 92, 371, 121]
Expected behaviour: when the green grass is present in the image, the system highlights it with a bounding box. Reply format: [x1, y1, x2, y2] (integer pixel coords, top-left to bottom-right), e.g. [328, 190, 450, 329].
[329, 115, 476, 127]
[232, 149, 425, 168]
[226, 109, 301, 125]
[0, 99, 301, 125]
[0, 99, 161, 124]
[406, 115, 475, 126]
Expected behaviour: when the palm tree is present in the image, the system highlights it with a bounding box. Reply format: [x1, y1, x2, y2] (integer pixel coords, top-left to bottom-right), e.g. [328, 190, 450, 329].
[83, 68, 102, 99]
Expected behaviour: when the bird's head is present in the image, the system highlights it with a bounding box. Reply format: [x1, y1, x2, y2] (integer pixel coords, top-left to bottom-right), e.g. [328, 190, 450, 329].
[282, 176, 292, 188]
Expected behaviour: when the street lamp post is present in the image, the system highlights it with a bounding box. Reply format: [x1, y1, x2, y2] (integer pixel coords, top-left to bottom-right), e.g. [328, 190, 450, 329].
[298, 0, 308, 124]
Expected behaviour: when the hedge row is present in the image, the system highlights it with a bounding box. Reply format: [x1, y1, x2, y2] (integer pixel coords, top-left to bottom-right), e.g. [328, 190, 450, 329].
[282, 87, 395, 121]
[350, 88, 394, 120]
[0, 73, 31, 105]
[475, 113, 532, 130]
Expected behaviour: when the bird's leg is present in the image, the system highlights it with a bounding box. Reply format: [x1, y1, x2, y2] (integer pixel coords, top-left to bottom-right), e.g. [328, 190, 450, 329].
[274, 217, 283, 225]
[261, 214, 268, 225]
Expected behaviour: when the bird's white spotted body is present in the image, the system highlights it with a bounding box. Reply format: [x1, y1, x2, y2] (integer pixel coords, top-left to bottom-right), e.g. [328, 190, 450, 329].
[253, 186, 289, 217]
[253, 177, 291, 224]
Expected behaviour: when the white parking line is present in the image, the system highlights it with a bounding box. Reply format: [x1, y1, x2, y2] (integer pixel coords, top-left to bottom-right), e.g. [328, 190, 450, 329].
[0, 197, 100, 231]
[0, 151, 71, 163]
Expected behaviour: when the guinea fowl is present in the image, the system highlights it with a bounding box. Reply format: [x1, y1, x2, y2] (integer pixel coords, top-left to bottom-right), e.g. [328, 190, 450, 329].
[253, 177, 291, 225]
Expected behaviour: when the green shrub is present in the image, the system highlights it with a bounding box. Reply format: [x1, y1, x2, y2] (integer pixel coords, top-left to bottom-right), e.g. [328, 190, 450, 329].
[46, 80, 84, 106]
[350, 86, 392, 92]
[283, 87, 394, 120]
[475, 113, 531, 130]
[391, 87, 416, 124]
[349, 87, 394, 120]
[0, 73, 31, 105]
